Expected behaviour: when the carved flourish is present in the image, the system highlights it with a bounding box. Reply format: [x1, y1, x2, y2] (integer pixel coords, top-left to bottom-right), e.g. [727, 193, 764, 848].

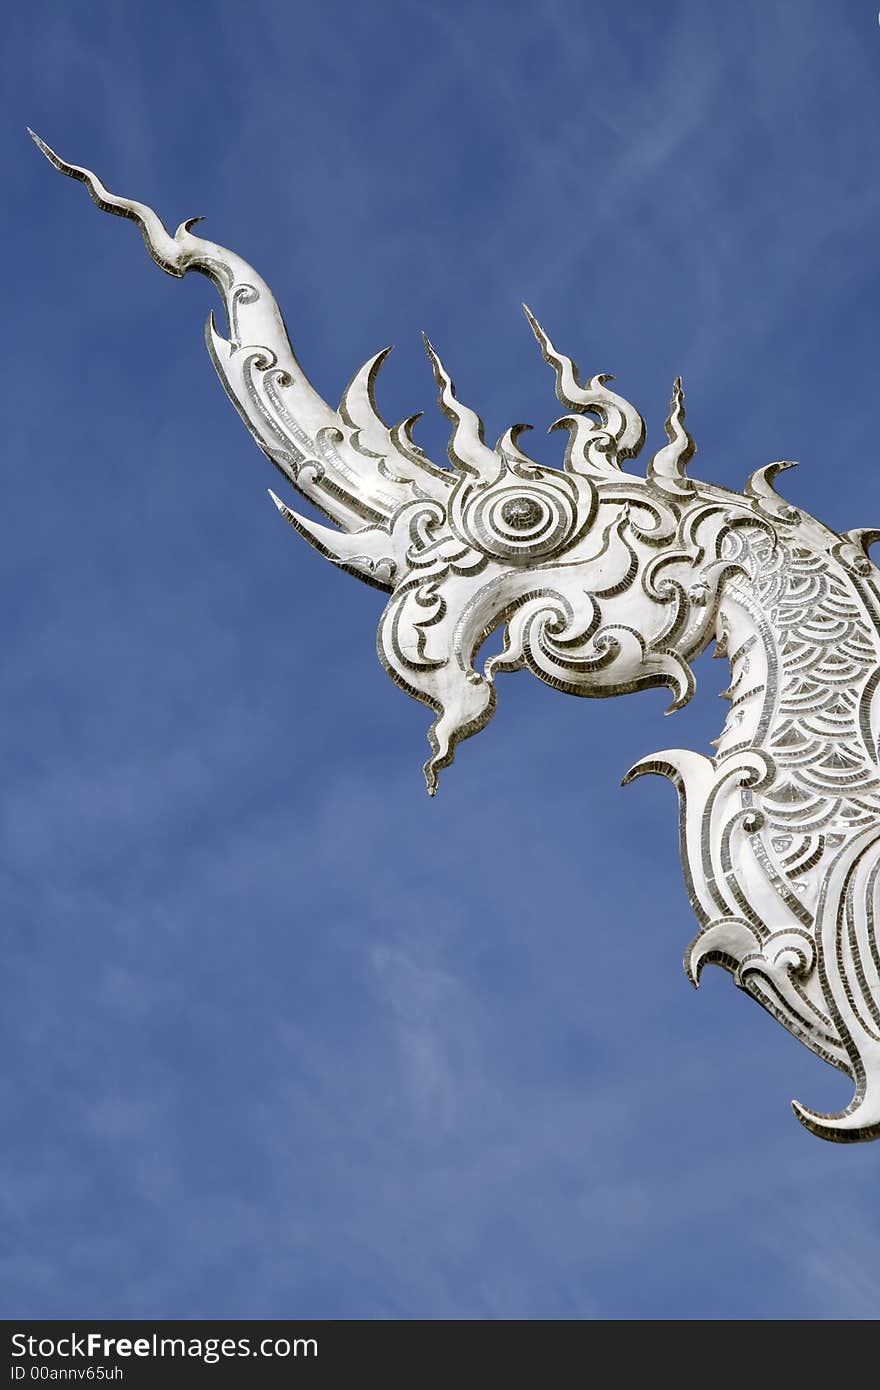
[33, 130, 880, 1142]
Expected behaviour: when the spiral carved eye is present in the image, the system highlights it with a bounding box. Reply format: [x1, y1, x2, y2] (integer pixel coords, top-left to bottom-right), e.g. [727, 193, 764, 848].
[500, 496, 542, 530]
[454, 476, 584, 564]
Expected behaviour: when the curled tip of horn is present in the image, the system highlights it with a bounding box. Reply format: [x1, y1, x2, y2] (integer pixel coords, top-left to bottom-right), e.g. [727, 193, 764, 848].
[496, 423, 541, 472]
[745, 460, 801, 523]
[746, 459, 799, 497]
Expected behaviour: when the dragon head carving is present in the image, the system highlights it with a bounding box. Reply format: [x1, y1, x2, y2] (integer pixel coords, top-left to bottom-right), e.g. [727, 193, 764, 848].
[25, 133, 747, 793]
[336, 344, 744, 792]
[37, 132, 880, 1142]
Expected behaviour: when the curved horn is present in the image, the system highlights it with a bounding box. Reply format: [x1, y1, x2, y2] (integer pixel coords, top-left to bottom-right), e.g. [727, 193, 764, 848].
[30, 130, 452, 547]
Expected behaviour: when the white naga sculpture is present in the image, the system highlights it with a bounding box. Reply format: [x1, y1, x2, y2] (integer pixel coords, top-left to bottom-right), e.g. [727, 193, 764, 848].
[32, 131, 880, 1143]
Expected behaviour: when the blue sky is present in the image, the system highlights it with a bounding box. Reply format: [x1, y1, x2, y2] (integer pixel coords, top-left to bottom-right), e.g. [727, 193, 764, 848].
[3, 0, 880, 1320]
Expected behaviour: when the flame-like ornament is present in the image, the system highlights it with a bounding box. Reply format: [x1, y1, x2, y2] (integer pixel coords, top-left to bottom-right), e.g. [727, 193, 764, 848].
[32, 130, 880, 1143]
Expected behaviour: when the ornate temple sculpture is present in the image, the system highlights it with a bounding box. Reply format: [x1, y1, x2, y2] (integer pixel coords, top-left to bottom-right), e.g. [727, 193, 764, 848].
[32, 131, 880, 1143]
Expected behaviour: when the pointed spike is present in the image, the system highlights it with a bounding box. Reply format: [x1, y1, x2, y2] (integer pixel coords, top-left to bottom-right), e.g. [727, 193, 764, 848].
[339, 352, 449, 488]
[665, 660, 696, 712]
[28, 128, 61, 164]
[684, 919, 762, 989]
[205, 310, 231, 356]
[521, 303, 544, 343]
[522, 304, 583, 407]
[268, 490, 396, 590]
[712, 620, 730, 661]
[791, 1092, 880, 1143]
[386, 412, 442, 477]
[522, 306, 645, 460]
[339, 346, 394, 420]
[338, 348, 395, 453]
[623, 745, 714, 789]
[523, 305, 614, 395]
[647, 376, 696, 496]
[390, 412, 425, 457]
[422, 334, 501, 481]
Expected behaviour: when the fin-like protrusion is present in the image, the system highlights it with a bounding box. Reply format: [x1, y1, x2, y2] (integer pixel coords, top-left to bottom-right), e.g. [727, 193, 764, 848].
[622, 745, 714, 792]
[647, 377, 695, 498]
[744, 460, 801, 524]
[684, 917, 760, 988]
[390, 413, 426, 462]
[522, 304, 645, 462]
[623, 746, 719, 928]
[338, 348, 395, 458]
[792, 1089, 880, 1144]
[662, 651, 697, 712]
[712, 618, 730, 661]
[269, 491, 396, 591]
[496, 424, 541, 474]
[792, 824, 880, 1142]
[339, 351, 455, 498]
[422, 335, 502, 482]
[549, 413, 625, 481]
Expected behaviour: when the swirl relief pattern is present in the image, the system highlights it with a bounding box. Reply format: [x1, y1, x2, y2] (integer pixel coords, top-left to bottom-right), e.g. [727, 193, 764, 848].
[33, 130, 880, 1141]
